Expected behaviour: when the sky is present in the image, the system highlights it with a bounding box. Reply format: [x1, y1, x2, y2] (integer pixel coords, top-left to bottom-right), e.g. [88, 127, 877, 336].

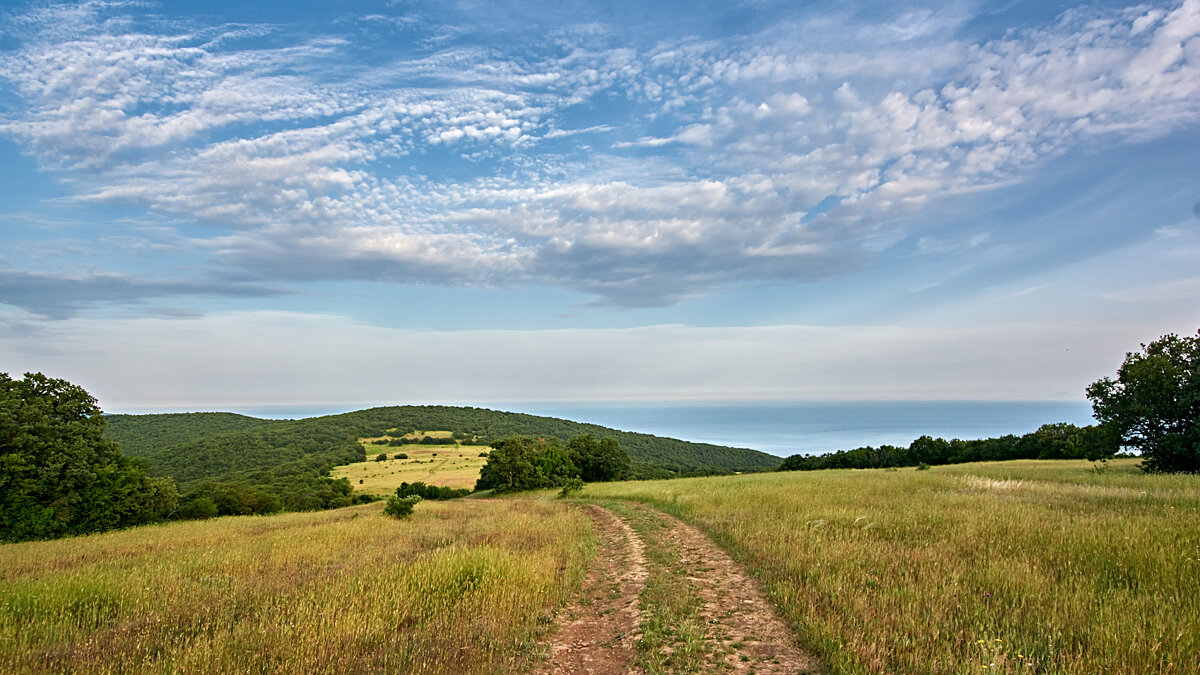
[0, 0, 1198, 412]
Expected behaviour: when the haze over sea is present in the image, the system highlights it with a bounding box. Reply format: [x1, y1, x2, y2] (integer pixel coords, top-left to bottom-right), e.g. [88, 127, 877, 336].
[155, 400, 1098, 457]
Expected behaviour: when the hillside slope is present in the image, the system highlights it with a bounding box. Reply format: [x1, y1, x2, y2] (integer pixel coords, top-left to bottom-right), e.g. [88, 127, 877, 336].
[105, 406, 782, 489]
[105, 412, 275, 456]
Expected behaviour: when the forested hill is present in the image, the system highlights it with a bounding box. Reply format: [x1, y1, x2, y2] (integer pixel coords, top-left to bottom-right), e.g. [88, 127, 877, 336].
[104, 406, 782, 489]
[105, 412, 275, 456]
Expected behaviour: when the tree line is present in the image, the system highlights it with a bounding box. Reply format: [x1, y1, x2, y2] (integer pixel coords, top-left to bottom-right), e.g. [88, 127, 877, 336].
[777, 422, 1117, 472]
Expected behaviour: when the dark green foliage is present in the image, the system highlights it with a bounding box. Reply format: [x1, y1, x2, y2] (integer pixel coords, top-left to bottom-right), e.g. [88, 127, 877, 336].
[104, 412, 271, 457]
[1088, 330, 1200, 473]
[384, 494, 421, 518]
[395, 481, 470, 500]
[177, 496, 218, 519]
[568, 434, 632, 482]
[417, 435, 457, 445]
[375, 453, 388, 462]
[1, 373, 178, 541]
[475, 434, 632, 492]
[393, 453, 408, 460]
[778, 423, 1118, 472]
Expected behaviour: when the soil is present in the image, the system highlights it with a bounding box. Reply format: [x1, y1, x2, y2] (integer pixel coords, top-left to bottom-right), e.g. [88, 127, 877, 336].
[537, 504, 649, 674]
[539, 502, 823, 674]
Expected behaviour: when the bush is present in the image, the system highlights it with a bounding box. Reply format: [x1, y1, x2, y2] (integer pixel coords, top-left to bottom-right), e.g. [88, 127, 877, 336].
[916, 462, 931, 471]
[393, 453, 408, 460]
[396, 481, 470, 500]
[558, 478, 585, 498]
[383, 494, 422, 518]
[375, 453, 388, 462]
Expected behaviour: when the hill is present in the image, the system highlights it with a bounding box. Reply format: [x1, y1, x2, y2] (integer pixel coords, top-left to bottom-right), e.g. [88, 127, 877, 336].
[101, 406, 782, 511]
[105, 412, 275, 456]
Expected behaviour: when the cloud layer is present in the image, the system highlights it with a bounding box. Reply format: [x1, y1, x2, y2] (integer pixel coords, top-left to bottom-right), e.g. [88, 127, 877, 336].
[2, 0, 1198, 312]
[0, 310, 1170, 407]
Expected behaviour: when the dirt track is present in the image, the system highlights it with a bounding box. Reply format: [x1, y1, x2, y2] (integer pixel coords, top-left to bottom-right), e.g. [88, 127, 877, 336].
[538, 502, 823, 674]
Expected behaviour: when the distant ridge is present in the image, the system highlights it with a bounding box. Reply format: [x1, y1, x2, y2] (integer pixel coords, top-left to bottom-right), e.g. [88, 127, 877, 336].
[105, 405, 782, 491]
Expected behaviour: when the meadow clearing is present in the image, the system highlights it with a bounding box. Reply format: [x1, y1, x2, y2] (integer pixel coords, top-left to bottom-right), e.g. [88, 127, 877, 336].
[329, 431, 491, 494]
[0, 499, 590, 674]
[584, 459, 1200, 673]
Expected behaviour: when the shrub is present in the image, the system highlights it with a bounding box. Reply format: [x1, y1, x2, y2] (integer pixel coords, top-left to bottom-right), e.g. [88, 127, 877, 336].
[393, 453, 408, 460]
[375, 453, 388, 462]
[558, 478, 585, 498]
[916, 462, 931, 471]
[383, 495, 422, 518]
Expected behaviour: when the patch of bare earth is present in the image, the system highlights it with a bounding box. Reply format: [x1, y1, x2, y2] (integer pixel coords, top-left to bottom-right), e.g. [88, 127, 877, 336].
[540, 502, 822, 674]
[537, 504, 648, 675]
[629, 503, 824, 674]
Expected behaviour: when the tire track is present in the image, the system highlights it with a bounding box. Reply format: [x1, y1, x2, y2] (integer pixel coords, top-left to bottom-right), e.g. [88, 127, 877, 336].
[539, 502, 822, 674]
[538, 504, 648, 674]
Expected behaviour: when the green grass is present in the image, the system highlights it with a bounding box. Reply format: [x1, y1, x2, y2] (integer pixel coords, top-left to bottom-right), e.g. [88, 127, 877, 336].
[583, 459, 1200, 673]
[0, 499, 592, 673]
[331, 435, 490, 493]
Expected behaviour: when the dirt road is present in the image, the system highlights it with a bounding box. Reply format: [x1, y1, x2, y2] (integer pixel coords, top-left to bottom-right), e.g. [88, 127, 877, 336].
[538, 501, 823, 674]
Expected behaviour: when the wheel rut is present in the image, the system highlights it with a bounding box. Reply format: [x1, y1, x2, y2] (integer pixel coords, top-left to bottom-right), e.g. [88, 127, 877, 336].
[537, 504, 649, 674]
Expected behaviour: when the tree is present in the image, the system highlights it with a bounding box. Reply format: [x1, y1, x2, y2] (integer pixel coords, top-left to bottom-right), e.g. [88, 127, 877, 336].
[384, 494, 421, 518]
[475, 436, 542, 492]
[568, 435, 631, 482]
[1, 372, 178, 541]
[1087, 330, 1200, 473]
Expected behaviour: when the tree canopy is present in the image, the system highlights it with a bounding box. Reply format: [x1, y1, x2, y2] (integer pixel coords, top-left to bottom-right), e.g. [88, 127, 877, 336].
[1088, 330, 1200, 473]
[1, 372, 177, 542]
[474, 434, 632, 492]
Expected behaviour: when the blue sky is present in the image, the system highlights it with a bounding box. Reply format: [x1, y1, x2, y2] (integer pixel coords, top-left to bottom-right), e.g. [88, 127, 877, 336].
[0, 0, 1197, 411]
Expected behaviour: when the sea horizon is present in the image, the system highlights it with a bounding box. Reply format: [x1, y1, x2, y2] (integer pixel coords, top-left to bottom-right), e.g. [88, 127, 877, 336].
[107, 399, 1097, 457]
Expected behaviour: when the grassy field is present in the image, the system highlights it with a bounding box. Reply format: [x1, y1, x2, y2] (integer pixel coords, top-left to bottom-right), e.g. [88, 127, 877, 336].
[0, 499, 591, 673]
[583, 459, 1200, 674]
[330, 433, 491, 494]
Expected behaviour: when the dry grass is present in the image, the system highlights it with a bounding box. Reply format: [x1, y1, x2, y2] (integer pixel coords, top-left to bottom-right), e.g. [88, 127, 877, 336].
[331, 435, 490, 494]
[584, 459, 1200, 674]
[0, 499, 591, 674]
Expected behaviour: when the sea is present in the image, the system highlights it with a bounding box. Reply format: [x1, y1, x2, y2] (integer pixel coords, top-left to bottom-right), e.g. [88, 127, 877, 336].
[210, 400, 1097, 458]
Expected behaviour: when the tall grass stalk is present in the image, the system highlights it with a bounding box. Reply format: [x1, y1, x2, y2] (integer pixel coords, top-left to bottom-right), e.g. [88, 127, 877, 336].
[0, 500, 591, 673]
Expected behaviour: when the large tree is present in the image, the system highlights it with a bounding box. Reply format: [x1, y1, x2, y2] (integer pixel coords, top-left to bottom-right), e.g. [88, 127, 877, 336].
[1087, 331, 1200, 473]
[568, 434, 631, 482]
[1, 372, 177, 541]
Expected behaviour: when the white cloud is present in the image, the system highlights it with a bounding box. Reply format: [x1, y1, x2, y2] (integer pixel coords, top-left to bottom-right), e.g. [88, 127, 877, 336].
[1, 1, 1198, 310]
